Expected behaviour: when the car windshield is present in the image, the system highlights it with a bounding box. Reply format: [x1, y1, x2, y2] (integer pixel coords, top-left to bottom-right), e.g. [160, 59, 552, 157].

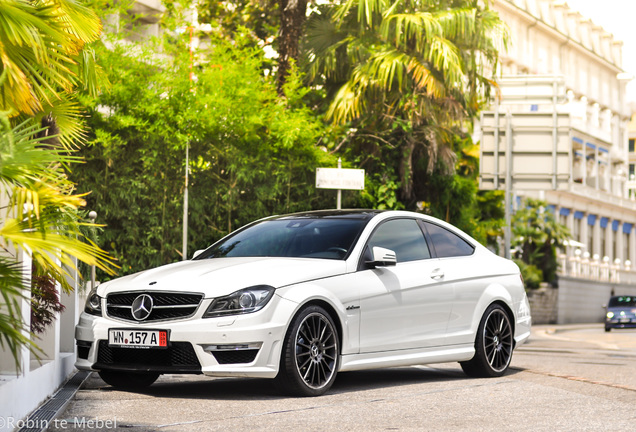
[196, 218, 368, 260]
[608, 296, 636, 307]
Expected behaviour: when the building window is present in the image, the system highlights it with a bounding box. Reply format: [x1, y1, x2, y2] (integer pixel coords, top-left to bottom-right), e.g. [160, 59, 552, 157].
[630, 164, 635, 180]
[630, 139, 635, 153]
[602, 232, 606, 259]
[573, 218, 580, 242]
[613, 231, 618, 261]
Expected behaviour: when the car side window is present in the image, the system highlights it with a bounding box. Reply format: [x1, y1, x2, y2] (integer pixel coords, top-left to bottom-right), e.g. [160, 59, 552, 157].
[365, 219, 431, 263]
[423, 222, 474, 258]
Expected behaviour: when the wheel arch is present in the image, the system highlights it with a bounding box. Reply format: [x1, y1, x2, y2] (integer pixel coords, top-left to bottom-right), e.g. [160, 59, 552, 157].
[293, 299, 344, 356]
[469, 281, 516, 338]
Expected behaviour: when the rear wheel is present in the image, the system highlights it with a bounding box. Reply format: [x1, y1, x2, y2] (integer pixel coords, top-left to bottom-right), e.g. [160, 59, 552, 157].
[277, 305, 339, 396]
[98, 370, 159, 390]
[461, 303, 514, 378]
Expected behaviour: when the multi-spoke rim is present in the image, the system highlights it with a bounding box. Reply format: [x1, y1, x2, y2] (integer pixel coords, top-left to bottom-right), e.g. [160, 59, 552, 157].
[294, 312, 338, 389]
[483, 309, 513, 373]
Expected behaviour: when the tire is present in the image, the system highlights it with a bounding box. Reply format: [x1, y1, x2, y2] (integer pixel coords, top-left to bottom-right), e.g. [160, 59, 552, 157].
[460, 303, 514, 378]
[98, 370, 159, 390]
[276, 305, 340, 397]
[605, 326, 611, 332]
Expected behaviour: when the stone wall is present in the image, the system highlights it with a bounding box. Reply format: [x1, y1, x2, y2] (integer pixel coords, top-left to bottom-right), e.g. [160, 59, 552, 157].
[526, 277, 636, 324]
[526, 285, 558, 324]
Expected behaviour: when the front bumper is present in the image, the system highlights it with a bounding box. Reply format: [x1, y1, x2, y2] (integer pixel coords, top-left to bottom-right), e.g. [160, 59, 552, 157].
[75, 295, 297, 379]
[605, 318, 636, 329]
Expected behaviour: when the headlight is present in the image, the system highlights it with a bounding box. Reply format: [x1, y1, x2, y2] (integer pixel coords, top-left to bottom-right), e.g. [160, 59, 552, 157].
[203, 285, 275, 318]
[606, 311, 614, 319]
[84, 289, 102, 316]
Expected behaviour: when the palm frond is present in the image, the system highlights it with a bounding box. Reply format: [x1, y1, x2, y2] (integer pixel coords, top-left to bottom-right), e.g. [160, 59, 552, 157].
[0, 0, 101, 116]
[381, 12, 440, 49]
[1, 215, 117, 284]
[0, 120, 79, 188]
[53, 0, 102, 45]
[327, 79, 368, 125]
[36, 94, 88, 149]
[0, 258, 40, 373]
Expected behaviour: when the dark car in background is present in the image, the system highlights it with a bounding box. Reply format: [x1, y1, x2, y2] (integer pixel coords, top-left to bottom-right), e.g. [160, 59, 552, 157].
[605, 296, 636, 331]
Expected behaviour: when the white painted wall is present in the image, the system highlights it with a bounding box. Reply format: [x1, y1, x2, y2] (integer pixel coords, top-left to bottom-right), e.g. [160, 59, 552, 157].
[557, 276, 636, 323]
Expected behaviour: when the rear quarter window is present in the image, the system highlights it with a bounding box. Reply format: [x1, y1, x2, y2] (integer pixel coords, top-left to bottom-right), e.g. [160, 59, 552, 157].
[423, 222, 475, 258]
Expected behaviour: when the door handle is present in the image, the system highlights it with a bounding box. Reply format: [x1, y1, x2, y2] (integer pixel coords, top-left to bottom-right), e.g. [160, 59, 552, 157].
[430, 268, 444, 280]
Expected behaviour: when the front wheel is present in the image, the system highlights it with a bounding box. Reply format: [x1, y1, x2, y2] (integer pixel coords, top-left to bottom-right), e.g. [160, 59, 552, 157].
[277, 305, 340, 396]
[461, 303, 514, 378]
[98, 370, 159, 390]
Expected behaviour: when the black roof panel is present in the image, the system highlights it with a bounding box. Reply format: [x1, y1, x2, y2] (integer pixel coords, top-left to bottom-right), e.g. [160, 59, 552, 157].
[270, 209, 385, 220]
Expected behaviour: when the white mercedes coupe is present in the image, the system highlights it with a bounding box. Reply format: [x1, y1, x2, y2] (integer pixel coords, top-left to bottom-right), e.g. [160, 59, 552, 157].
[75, 210, 531, 396]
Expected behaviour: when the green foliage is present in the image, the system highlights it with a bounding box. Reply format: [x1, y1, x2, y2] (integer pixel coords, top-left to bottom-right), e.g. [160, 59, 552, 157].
[304, 0, 507, 205]
[0, 0, 103, 117]
[74, 33, 337, 275]
[31, 271, 66, 335]
[473, 190, 505, 252]
[512, 198, 570, 285]
[514, 259, 543, 290]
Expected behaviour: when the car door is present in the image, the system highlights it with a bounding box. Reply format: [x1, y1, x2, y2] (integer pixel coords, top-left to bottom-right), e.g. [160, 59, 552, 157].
[358, 218, 454, 353]
[420, 221, 482, 346]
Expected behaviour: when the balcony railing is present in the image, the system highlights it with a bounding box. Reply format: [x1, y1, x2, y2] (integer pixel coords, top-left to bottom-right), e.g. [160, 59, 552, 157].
[558, 253, 636, 284]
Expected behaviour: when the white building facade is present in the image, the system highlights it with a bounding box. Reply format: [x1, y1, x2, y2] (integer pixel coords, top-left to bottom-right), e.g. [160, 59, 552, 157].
[478, 0, 636, 292]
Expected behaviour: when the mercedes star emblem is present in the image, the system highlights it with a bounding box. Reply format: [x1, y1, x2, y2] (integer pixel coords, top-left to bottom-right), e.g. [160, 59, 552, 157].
[131, 294, 153, 321]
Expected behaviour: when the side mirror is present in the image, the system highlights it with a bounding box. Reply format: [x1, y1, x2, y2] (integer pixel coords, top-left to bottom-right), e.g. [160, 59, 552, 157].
[192, 249, 205, 259]
[366, 247, 397, 268]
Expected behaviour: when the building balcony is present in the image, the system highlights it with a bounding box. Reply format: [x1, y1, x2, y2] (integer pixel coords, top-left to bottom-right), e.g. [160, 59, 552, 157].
[558, 253, 636, 284]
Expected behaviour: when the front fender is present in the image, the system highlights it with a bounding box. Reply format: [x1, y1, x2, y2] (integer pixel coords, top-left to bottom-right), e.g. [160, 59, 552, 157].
[276, 276, 361, 355]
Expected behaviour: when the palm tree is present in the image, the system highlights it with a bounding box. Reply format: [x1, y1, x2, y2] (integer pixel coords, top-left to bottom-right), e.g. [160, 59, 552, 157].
[304, 0, 507, 203]
[0, 0, 114, 370]
[512, 198, 570, 285]
[277, 0, 308, 94]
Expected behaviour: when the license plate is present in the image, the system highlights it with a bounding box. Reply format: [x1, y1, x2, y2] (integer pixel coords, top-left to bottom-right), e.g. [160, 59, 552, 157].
[108, 329, 168, 348]
[619, 318, 631, 323]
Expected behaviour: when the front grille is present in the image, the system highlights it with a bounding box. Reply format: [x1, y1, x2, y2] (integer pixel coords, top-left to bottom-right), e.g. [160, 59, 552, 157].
[106, 291, 203, 322]
[96, 341, 201, 372]
[212, 349, 259, 364]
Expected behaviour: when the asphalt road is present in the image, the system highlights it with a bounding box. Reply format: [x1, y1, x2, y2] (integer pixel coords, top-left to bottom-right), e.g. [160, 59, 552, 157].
[45, 325, 636, 432]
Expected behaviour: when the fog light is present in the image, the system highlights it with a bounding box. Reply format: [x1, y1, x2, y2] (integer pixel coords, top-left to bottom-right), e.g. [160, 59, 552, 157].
[202, 343, 262, 352]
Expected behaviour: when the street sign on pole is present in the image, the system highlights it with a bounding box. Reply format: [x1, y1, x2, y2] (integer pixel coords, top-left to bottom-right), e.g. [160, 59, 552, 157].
[316, 159, 365, 209]
[316, 167, 365, 190]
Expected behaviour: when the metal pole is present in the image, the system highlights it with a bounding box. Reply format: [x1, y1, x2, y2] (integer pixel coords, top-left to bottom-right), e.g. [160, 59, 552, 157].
[183, 143, 189, 260]
[494, 97, 500, 189]
[88, 211, 97, 289]
[505, 111, 513, 259]
[552, 80, 558, 190]
[337, 157, 342, 210]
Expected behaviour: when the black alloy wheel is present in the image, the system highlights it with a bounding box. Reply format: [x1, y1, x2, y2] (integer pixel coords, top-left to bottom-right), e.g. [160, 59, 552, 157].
[277, 305, 339, 396]
[461, 303, 514, 377]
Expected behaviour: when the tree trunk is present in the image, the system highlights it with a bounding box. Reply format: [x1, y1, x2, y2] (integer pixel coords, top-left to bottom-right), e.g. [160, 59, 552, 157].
[277, 0, 308, 95]
[399, 138, 416, 202]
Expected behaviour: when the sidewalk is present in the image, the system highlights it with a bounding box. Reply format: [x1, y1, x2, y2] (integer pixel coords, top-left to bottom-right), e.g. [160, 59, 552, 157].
[527, 323, 636, 351]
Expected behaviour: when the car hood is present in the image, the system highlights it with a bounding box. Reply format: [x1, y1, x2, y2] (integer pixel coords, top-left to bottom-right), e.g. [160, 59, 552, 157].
[97, 257, 348, 298]
[607, 306, 636, 316]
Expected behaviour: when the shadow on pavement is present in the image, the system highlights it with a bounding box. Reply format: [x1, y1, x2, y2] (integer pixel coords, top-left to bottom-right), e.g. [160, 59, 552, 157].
[87, 365, 523, 401]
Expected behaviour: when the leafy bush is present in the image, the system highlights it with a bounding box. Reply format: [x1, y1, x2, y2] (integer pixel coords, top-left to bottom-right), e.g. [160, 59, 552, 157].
[514, 259, 543, 290]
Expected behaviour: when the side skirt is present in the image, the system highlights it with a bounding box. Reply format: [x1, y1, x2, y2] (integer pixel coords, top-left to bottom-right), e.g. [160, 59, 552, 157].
[339, 345, 475, 372]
